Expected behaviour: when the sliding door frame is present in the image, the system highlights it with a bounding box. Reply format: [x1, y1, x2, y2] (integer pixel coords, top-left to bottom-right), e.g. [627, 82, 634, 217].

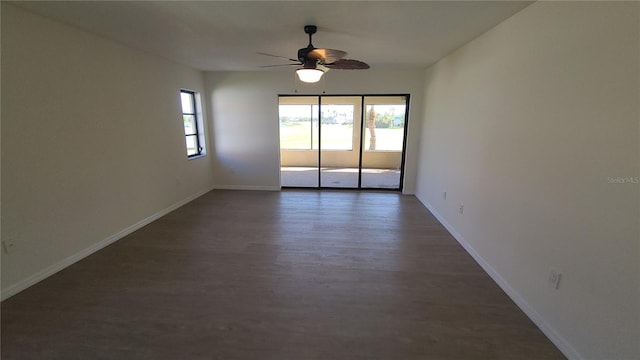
[279, 93, 410, 191]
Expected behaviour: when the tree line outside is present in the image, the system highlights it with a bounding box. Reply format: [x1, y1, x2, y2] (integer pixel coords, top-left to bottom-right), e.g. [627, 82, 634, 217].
[279, 105, 404, 129]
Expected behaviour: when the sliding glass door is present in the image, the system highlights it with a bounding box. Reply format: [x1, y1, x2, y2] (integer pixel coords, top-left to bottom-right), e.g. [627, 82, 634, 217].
[319, 96, 361, 188]
[279, 95, 408, 190]
[278, 96, 319, 187]
[361, 96, 408, 189]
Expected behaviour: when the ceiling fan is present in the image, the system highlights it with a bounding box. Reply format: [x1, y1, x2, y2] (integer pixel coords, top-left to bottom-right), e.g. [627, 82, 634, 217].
[259, 25, 370, 83]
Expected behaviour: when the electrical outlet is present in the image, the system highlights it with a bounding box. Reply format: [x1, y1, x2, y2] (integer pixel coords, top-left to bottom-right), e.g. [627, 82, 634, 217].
[548, 268, 562, 289]
[2, 239, 16, 254]
[459, 204, 464, 214]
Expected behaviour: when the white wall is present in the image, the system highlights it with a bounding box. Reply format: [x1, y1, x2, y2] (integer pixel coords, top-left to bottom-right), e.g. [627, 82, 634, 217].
[1, 4, 214, 298]
[416, 2, 639, 359]
[205, 69, 424, 193]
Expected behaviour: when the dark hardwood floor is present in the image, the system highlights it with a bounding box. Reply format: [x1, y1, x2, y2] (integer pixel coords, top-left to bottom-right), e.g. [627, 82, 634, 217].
[1, 190, 565, 359]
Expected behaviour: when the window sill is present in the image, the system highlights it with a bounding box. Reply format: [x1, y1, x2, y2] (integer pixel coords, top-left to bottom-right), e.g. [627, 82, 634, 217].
[188, 154, 207, 161]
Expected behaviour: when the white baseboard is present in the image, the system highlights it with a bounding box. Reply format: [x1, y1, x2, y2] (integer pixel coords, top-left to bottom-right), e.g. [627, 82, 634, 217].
[214, 184, 280, 191]
[414, 193, 583, 360]
[1, 187, 214, 301]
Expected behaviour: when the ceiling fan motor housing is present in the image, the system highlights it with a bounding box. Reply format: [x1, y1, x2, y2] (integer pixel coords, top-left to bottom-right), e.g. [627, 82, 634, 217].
[298, 48, 317, 67]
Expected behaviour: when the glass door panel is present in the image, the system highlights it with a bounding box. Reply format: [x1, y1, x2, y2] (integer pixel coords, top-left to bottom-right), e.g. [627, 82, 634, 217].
[279, 96, 319, 187]
[361, 96, 408, 189]
[320, 96, 361, 188]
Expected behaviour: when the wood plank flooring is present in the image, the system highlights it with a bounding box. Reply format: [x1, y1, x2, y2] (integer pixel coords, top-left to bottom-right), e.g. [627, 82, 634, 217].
[1, 190, 565, 359]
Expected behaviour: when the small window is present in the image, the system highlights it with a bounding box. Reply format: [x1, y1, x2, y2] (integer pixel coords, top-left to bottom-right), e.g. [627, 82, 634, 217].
[180, 90, 204, 158]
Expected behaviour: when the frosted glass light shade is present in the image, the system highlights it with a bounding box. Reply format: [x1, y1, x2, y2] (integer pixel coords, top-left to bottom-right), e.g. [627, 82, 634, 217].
[296, 68, 324, 83]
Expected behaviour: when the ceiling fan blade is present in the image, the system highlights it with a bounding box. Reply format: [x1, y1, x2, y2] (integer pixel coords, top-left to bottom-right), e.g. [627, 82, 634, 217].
[325, 59, 370, 70]
[260, 64, 301, 68]
[307, 48, 347, 64]
[257, 52, 299, 63]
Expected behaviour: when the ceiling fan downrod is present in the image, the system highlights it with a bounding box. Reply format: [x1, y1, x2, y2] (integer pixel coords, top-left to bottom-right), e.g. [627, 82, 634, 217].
[304, 25, 317, 46]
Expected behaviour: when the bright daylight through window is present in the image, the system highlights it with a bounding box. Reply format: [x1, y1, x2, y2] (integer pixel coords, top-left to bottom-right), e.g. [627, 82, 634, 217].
[279, 102, 405, 152]
[363, 104, 406, 151]
[279, 104, 354, 150]
[180, 90, 204, 158]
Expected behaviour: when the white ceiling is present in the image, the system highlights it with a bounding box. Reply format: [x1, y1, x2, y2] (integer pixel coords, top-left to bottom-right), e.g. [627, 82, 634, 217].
[13, 1, 533, 71]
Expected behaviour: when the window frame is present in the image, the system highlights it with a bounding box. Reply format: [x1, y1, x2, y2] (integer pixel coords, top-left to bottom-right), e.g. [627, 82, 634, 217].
[180, 89, 204, 158]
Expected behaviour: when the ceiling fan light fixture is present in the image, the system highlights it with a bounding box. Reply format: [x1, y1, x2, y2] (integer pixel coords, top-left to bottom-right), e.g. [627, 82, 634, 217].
[296, 68, 324, 83]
